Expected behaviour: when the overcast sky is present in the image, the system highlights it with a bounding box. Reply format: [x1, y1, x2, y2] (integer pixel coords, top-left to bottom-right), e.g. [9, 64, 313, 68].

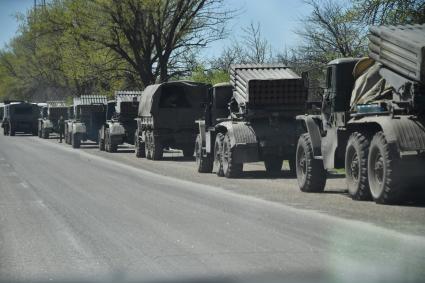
[0, 0, 312, 58]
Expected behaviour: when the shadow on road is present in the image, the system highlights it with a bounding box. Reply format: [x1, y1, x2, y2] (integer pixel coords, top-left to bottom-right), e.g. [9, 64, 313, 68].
[160, 156, 195, 162]
[117, 149, 135, 154]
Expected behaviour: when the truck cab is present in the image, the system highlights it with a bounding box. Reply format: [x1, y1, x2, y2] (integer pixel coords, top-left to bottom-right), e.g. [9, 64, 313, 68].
[38, 101, 68, 139]
[99, 92, 141, 152]
[322, 58, 360, 130]
[2, 101, 39, 136]
[195, 83, 233, 173]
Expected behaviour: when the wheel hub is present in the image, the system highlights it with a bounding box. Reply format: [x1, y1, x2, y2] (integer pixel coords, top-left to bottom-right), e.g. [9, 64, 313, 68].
[374, 155, 384, 185]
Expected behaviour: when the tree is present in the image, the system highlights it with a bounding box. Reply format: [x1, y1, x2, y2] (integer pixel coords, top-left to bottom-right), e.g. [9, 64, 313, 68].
[209, 22, 272, 72]
[69, 0, 233, 86]
[351, 0, 425, 25]
[296, 0, 367, 66]
[241, 22, 272, 64]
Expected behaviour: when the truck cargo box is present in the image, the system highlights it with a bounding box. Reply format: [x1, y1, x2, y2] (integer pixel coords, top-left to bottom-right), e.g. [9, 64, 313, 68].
[368, 24, 425, 83]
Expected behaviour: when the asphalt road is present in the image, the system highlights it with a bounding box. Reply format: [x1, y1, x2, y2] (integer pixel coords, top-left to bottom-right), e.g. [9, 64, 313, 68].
[1, 134, 425, 282]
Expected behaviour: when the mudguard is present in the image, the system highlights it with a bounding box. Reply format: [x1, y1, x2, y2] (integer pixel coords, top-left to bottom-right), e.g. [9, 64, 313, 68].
[215, 121, 259, 163]
[72, 122, 86, 134]
[108, 121, 125, 136]
[349, 115, 425, 153]
[42, 120, 53, 130]
[216, 121, 257, 147]
[296, 115, 322, 157]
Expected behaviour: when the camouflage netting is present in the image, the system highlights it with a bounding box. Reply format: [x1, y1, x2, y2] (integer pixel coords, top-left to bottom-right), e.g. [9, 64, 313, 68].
[350, 58, 393, 109]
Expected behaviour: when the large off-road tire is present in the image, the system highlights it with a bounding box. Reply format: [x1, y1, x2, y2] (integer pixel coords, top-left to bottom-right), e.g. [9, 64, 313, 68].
[296, 133, 326, 192]
[195, 134, 213, 173]
[72, 133, 80, 148]
[150, 133, 163, 160]
[9, 124, 15, 136]
[105, 129, 113, 152]
[134, 132, 145, 158]
[368, 132, 404, 204]
[109, 141, 118, 153]
[42, 128, 49, 139]
[98, 130, 105, 151]
[145, 131, 152, 160]
[264, 157, 283, 174]
[345, 132, 371, 200]
[222, 132, 243, 178]
[213, 133, 225, 177]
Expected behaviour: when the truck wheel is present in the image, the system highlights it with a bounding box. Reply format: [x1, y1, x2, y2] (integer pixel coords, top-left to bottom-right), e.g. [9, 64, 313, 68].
[145, 131, 152, 159]
[264, 157, 283, 174]
[222, 133, 243, 178]
[296, 133, 326, 192]
[72, 133, 80, 148]
[105, 129, 111, 152]
[195, 134, 213, 173]
[345, 132, 371, 200]
[42, 129, 49, 139]
[214, 133, 225, 177]
[134, 132, 145, 158]
[368, 132, 404, 204]
[98, 130, 105, 151]
[151, 134, 163, 160]
[10, 124, 15, 136]
[110, 141, 118, 153]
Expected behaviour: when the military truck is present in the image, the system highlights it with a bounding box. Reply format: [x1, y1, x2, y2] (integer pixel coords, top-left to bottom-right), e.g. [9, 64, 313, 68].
[194, 83, 233, 172]
[205, 65, 308, 178]
[38, 101, 68, 139]
[134, 81, 209, 160]
[65, 95, 107, 148]
[98, 91, 142, 152]
[295, 24, 425, 204]
[2, 101, 39, 136]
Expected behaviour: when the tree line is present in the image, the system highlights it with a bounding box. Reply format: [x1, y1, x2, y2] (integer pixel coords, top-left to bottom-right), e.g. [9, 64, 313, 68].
[0, 0, 423, 102]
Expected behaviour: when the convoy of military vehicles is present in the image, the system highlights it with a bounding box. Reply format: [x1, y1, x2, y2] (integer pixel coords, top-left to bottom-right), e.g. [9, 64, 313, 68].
[1, 24, 424, 205]
[38, 101, 68, 139]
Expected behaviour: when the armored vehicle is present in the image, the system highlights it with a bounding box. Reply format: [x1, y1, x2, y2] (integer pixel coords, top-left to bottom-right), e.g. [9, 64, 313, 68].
[99, 91, 142, 152]
[296, 24, 425, 204]
[134, 81, 209, 160]
[207, 65, 308, 178]
[38, 101, 68, 139]
[2, 101, 39, 136]
[65, 95, 107, 148]
[194, 83, 233, 172]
